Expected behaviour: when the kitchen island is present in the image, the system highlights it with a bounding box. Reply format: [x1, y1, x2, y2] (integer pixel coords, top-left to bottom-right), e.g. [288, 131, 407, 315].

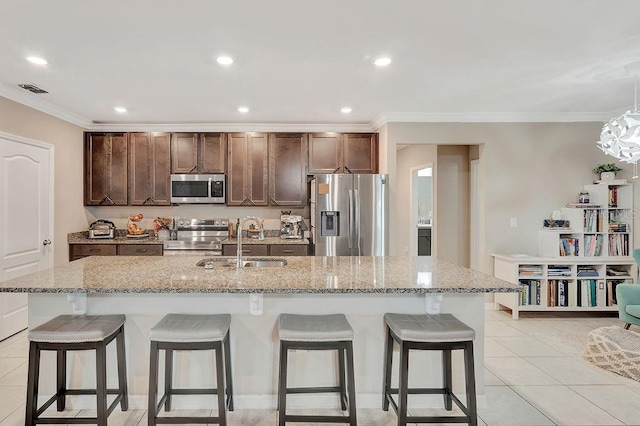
[0, 256, 519, 410]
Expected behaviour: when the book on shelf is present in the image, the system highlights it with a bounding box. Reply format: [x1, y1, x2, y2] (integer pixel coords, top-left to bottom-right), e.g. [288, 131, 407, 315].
[583, 234, 604, 256]
[593, 179, 628, 185]
[606, 266, 629, 276]
[566, 203, 601, 208]
[608, 222, 628, 233]
[608, 234, 629, 256]
[609, 187, 618, 207]
[577, 265, 598, 277]
[559, 237, 579, 256]
[606, 279, 633, 306]
[519, 280, 542, 306]
[548, 265, 572, 276]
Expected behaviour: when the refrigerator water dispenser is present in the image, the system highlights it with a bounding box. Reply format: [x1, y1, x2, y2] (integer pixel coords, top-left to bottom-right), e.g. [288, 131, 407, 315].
[320, 211, 340, 236]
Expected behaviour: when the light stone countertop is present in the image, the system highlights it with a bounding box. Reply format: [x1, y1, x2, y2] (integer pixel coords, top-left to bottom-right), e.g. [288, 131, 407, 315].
[222, 236, 309, 245]
[0, 256, 520, 294]
[68, 232, 164, 245]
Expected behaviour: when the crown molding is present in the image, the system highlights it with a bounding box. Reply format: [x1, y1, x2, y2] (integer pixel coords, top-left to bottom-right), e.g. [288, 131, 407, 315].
[378, 111, 611, 123]
[0, 83, 92, 128]
[86, 122, 375, 132]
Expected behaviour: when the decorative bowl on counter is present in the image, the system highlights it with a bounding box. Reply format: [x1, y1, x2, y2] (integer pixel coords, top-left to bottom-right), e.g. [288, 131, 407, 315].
[127, 213, 147, 235]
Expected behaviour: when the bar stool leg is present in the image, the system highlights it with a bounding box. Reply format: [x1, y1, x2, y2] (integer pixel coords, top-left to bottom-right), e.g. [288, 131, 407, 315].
[397, 342, 409, 426]
[345, 342, 358, 426]
[442, 349, 452, 410]
[148, 341, 159, 426]
[95, 341, 108, 426]
[56, 349, 66, 411]
[223, 331, 234, 411]
[116, 327, 129, 411]
[382, 327, 393, 411]
[164, 349, 173, 411]
[464, 341, 478, 426]
[25, 342, 41, 426]
[277, 341, 289, 426]
[338, 347, 347, 410]
[215, 342, 227, 425]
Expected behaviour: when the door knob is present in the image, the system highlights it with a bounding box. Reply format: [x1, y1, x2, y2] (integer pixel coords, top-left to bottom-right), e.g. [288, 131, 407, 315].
[43, 239, 52, 246]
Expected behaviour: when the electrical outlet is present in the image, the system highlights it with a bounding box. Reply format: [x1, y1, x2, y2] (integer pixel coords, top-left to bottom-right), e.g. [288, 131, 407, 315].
[510, 218, 517, 228]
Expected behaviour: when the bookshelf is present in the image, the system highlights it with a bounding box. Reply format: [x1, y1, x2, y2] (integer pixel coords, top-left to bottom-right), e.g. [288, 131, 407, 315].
[492, 254, 636, 319]
[538, 183, 633, 257]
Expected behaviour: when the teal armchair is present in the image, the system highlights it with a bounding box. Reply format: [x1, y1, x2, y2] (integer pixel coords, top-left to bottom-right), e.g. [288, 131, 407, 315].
[616, 284, 640, 329]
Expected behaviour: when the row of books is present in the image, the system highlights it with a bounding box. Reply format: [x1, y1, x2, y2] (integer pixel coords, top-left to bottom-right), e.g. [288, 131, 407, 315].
[518, 265, 543, 276]
[559, 237, 579, 256]
[577, 265, 598, 277]
[582, 209, 602, 232]
[608, 222, 628, 233]
[583, 234, 604, 256]
[608, 234, 629, 256]
[547, 265, 572, 277]
[519, 279, 631, 307]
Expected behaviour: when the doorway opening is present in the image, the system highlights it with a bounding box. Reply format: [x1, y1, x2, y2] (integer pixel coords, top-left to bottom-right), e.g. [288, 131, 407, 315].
[410, 164, 433, 256]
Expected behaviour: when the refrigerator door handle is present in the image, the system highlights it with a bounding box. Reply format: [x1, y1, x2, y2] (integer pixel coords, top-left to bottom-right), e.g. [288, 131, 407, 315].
[354, 189, 361, 255]
[348, 189, 354, 249]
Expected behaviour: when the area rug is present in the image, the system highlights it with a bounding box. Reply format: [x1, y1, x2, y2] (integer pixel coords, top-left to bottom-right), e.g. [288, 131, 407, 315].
[584, 325, 640, 382]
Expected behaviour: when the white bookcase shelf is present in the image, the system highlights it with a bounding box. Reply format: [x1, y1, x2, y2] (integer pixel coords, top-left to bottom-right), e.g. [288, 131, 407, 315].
[492, 254, 636, 319]
[539, 183, 633, 257]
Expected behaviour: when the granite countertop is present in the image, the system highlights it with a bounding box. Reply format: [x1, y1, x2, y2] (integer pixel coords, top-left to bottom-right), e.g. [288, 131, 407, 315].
[223, 236, 309, 245]
[68, 232, 308, 246]
[68, 231, 164, 245]
[0, 256, 520, 294]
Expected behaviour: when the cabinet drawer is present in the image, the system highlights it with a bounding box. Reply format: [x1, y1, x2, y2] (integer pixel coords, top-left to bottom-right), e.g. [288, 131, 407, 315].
[222, 245, 268, 256]
[269, 245, 308, 256]
[71, 244, 117, 256]
[117, 245, 163, 256]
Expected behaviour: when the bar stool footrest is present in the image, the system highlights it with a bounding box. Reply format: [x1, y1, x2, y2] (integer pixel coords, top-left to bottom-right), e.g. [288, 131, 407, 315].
[287, 386, 342, 394]
[155, 416, 219, 424]
[285, 414, 352, 423]
[388, 387, 447, 395]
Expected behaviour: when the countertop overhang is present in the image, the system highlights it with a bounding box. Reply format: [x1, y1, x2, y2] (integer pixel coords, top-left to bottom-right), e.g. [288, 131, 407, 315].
[0, 256, 520, 294]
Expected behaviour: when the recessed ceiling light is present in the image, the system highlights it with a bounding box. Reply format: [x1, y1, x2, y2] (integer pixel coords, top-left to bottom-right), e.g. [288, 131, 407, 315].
[114, 106, 127, 113]
[27, 56, 47, 65]
[217, 56, 234, 65]
[238, 106, 249, 113]
[341, 107, 352, 114]
[374, 57, 391, 67]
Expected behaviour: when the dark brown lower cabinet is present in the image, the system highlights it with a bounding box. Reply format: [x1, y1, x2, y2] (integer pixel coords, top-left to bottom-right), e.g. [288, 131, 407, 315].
[222, 244, 308, 256]
[69, 244, 163, 261]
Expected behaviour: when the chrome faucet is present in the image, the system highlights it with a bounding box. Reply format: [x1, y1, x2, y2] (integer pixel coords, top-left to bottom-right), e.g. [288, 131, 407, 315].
[237, 216, 265, 268]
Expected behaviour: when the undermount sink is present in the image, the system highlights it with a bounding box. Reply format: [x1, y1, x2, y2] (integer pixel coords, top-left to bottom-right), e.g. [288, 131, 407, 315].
[196, 258, 287, 268]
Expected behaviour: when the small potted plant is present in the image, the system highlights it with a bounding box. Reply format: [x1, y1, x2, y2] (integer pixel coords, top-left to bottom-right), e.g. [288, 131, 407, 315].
[593, 163, 622, 180]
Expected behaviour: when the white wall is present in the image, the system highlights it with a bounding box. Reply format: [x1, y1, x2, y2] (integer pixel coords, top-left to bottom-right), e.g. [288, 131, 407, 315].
[0, 96, 85, 265]
[380, 122, 621, 276]
[437, 145, 470, 267]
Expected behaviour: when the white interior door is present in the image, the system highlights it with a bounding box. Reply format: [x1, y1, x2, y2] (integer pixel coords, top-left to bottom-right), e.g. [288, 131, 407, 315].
[0, 132, 53, 340]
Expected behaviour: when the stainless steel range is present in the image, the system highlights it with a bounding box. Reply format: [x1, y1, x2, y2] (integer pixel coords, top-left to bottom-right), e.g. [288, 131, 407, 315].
[163, 218, 229, 256]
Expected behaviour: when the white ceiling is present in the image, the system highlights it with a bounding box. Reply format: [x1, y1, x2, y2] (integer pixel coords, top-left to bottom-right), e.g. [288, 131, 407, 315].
[1, 0, 640, 129]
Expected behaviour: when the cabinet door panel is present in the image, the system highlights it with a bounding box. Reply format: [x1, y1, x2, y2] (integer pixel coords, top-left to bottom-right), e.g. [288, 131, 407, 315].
[130, 133, 171, 205]
[248, 134, 269, 205]
[200, 133, 226, 173]
[85, 133, 128, 205]
[227, 133, 248, 205]
[269, 134, 307, 206]
[343, 133, 377, 174]
[170, 133, 198, 173]
[269, 245, 307, 256]
[308, 133, 342, 174]
[151, 133, 171, 205]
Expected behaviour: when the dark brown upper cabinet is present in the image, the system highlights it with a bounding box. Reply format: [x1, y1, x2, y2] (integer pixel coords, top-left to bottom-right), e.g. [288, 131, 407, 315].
[129, 132, 171, 206]
[170, 133, 226, 174]
[227, 133, 269, 206]
[308, 132, 377, 174]
[269, 133, 307, 207]
[85, 133, 128, 205]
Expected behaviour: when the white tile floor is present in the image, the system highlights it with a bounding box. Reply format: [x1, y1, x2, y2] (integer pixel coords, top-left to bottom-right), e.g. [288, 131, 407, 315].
[2, 307, 640, 425]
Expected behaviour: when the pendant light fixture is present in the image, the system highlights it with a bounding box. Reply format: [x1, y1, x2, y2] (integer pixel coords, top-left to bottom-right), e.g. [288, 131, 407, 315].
[597, 69, 640, 178]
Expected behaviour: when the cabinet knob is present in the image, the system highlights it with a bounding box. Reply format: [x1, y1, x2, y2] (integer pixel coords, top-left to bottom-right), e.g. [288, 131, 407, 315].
[43, 239, 52, 246]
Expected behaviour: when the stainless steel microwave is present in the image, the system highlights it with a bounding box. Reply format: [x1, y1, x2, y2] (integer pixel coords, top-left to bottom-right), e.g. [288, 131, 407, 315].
[170, 174, 225, 204]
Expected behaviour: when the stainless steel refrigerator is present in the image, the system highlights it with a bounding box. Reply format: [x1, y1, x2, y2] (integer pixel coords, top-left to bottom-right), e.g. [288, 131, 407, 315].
[311, 174, 388, 256]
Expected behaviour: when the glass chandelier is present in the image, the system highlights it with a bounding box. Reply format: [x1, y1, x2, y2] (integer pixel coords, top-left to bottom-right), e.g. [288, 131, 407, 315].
[596, 78, 640, 177]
